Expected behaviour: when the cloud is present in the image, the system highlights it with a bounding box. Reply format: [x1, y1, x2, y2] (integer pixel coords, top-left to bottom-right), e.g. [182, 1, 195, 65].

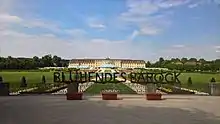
[129, 30, 139, 40]
[87, 17, 106, 30]
[139, 25, 161, 35]
[89, 23, 106, 29]
[0, 13, 61, 34]
[0, 29, 218, 61]
[0, 13, 22, 23]
[0, 0, 219, 62]
[188, 0, 220, 8]
[0, 0, 15, 13]
[120, 0, 220, 39]
[21, 18, 62, 33]
[65, 29, 87, 37]
[214, 46, 220, 49]
[214, 46, 220, 53]
[157, 0, 191, 8]
[119, 0, 182, 38]
[0, 30, 155, 60]
[0, 12, 87, 39]
[172, 45, 186, 48]
[0, 30, 32, 38]
[188, 3, 199, 8]
[159, 44, 219, 60]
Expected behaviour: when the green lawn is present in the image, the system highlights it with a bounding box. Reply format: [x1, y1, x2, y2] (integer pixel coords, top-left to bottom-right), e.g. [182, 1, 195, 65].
[0, 72, 54, 84]
[84, 83, 137, 94]
[0, 71, 219, 93]
[179, 73, 220, 84]
[1, 72, 219, 85]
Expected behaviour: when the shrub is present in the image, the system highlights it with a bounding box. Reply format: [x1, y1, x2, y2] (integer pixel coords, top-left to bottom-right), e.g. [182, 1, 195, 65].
[210, 77, 216, 83]
[187, 77, 192, 86]
[20, 76, 27, 88]
[0, 76, 3, 83]
[42, 75, 46, 84]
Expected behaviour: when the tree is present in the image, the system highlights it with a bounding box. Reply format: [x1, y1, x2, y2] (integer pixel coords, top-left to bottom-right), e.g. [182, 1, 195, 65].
[42, 54, 53, 67]
[171, 58, 180, 63]
[41, 75, 46, 84]
[189, 58, 197, 62]
[158, 57, 165, 67]
[145, 61, 151, 67]
[33, 56, 40, 68]
[181, 58, 188, 64]
[52, 55, 62, 67]
[159, 57, 164, 63]
[198, 58, 206, 64]
[20, 76, 27, 88]
[187, 77, 192, 86]
[164, 63, 176, 70]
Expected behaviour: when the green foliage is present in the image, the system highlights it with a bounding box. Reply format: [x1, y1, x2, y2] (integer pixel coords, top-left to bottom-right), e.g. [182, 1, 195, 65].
[0, 55, 69, 70]
[20, 76, 27, 88]
[210, 77, 216, 83]
[187, 77, 192, 86]
[0, 76, 3, 83]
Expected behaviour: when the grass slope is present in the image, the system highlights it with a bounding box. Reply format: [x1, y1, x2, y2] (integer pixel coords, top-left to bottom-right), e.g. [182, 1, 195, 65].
[84, 83, 137, 94]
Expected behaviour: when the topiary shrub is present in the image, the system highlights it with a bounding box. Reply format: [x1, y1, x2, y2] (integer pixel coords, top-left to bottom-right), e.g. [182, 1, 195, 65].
[20, 76, 27, 88]
[210, 77, 216, 83]
[187, 77, 192, 86]
[0, 76, 3, 83]
[41, 75, 46, 84]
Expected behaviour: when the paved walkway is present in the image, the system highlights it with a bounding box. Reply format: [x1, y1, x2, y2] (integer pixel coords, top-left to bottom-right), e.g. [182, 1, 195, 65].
[0, 95, 220, 124]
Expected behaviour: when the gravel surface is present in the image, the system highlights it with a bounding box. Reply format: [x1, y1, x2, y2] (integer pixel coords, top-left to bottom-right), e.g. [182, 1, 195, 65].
[0, 95, 220, 124]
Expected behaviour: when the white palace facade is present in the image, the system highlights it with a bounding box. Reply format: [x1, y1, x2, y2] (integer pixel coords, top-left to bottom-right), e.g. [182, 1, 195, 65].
[68, 58, 146, 69]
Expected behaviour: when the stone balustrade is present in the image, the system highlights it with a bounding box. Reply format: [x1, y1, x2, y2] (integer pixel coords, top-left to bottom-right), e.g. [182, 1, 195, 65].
[10, 87, 38, 95]
[52, 82, 94, 95]
[117, 78, 167, 94]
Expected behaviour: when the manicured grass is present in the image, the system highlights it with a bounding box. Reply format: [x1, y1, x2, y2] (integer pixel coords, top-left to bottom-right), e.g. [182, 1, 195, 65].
[1, 72, 219, 84]
[0, 72, 54, 84]
[0, 71, 90, 84]
[179, 73, 220, 84]
[84, 83, 137, 94]
[0, 71, 219, 93]
[178, 73, 220, 92]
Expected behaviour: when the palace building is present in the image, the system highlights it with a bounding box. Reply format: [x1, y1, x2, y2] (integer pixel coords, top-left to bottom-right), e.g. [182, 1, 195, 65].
[68, 58, 146, 69]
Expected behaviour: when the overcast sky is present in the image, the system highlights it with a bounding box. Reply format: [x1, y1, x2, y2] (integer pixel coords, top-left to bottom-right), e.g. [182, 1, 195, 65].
[0, 0, 220, 62]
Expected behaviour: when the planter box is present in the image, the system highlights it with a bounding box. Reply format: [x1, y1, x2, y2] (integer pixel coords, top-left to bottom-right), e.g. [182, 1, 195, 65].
[66, 92, 83, 100]
[102, 93, 118, 100]
[0, 83, 10, 96]
[146, 93, 162, 100]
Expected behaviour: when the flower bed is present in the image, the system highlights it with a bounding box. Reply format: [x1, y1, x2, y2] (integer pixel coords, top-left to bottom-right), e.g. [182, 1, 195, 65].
[19, 83, 67, 94]
[161, 85, 195, 94]
[146, 93, 162, 100]
[66, 92, 83, 100]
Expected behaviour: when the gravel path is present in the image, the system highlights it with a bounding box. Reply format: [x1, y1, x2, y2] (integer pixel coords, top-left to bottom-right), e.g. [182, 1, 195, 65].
[0, 95, 220, 124]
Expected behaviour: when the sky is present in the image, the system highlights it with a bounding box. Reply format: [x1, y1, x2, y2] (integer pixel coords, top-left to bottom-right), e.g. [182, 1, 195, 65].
[0, 0, 220, 62]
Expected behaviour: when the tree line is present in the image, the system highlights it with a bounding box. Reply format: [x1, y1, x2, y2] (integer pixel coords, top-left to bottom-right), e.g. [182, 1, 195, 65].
[0, 55, 220, 72]
[0, 55, 69, 70]
[146, 57, 220, 72]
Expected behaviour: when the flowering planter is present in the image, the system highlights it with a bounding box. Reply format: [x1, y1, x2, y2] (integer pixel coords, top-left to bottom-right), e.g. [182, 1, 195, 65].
[102, 93, 118, 100]
[66, 92, 83, 100]
[146, 93, 162, 100]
